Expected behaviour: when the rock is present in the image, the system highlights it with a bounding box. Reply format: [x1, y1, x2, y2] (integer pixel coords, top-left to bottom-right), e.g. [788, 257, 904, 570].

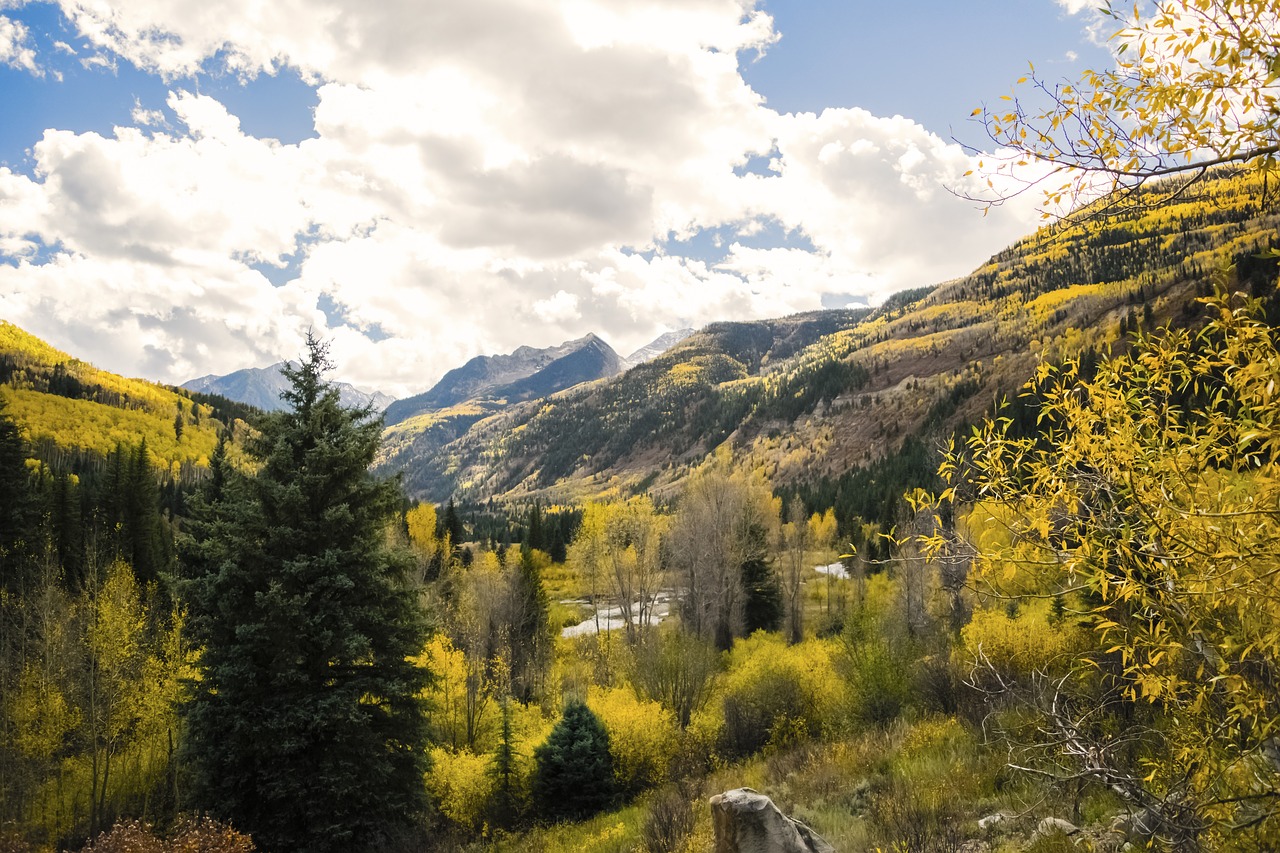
[710, 788, 836, 853]
[1110, 808, 1162, 842]
[977, 812, 1008, 831]
[1036, 816, 1080, 838]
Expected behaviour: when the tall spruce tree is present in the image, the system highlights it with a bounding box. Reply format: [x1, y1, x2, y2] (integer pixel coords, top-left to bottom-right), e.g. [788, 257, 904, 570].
[182, 337, 430, 852]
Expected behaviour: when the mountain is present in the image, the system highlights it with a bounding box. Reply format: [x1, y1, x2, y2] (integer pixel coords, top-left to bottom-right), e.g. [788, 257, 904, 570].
[374, 170, 1280, 505]
[623, 328, 695, 369]
[376, 308, 873, 499]
[382, 333, 621, 427]
[183, 362, 395, 413]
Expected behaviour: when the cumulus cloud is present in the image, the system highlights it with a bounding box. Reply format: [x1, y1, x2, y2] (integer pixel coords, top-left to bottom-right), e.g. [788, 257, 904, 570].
[0, 14, 39, 74]
[0, 0, 1044, 398]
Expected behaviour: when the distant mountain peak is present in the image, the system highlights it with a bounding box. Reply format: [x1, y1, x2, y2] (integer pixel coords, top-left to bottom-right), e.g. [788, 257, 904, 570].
[382, 334, 621, 427]
[181, 362, 395, 413]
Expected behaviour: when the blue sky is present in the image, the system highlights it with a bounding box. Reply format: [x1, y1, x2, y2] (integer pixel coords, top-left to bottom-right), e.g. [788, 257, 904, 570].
[0, 0, 1108, 395]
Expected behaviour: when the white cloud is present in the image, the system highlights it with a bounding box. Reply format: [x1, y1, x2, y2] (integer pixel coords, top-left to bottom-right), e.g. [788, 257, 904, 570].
[0, 14, 39, 74]
[533, 290, 582, 324]
[0, 0, 1045, 398]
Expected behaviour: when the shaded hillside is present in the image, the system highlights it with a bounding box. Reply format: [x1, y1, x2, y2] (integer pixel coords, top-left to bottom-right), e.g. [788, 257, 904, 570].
[375, 171, 1279, 505]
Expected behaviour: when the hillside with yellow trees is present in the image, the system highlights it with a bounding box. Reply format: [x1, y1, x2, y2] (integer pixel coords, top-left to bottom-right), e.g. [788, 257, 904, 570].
[0, 321, 250, 480]
[376, 169, 1279, 519]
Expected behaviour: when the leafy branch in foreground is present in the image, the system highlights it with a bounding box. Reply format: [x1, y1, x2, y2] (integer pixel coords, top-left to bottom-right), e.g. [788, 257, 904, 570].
[918, 266, 1280, 849]
[964, 0, 1280, 219]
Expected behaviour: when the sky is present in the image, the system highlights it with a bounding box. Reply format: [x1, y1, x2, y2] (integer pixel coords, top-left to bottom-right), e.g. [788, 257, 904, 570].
[0, 0, 1111, 398]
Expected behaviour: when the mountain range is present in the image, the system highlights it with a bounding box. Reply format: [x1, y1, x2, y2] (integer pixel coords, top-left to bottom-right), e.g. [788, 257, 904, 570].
[182, 362, 396, 413]
[1, 171, 1275, 517]
[372, 170, 1280, 504]
[383, 333, 622, 427]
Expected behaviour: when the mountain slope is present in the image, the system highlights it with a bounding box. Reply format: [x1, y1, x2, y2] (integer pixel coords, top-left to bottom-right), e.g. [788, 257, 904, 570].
[183, 362, 394, 413]
[383, 333, 621, 427]
[0, 323, 246, 479]
[375, 170, 1280, 503]
[377, 309, 873, 499]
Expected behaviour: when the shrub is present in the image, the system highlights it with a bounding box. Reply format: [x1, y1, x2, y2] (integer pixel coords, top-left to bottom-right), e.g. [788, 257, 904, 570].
[425, 747, 496, 832]
[589, 687, 679, 796]
[81, 818, 255, 853]
[717, 634, 842, 759]
[958, 599, 1086, 682]
[169, 816, 256, 853]
[642, 782, 697, 853]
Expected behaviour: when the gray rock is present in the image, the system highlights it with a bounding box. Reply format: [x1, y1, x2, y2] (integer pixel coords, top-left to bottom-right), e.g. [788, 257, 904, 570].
[977, 812, 1008, 831]
[1036, 816, 1080, 838]
[710, 788, 836, 853]
[1110, 808, 1162, 842]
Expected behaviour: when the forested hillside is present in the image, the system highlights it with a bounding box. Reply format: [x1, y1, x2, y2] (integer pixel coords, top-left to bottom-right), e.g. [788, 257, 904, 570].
[0, 322, 252, 481]
[376, 170, 1278, 508]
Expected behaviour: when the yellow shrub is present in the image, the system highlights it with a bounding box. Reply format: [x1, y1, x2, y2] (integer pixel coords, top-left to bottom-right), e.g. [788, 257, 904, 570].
[718, 633, 843, 757]
[959, 599, 1086, 678]
[588, 687, 678, 794]
[426, 746, 496, 831]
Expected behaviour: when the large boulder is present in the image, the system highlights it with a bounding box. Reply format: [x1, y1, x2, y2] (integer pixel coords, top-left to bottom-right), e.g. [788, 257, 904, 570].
[710, 788, 836, 853]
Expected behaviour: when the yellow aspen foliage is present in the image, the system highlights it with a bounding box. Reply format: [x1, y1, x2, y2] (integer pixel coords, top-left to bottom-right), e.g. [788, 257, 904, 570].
[717, 633, 843, 757]
[416, 634, 469, 750]
[923, 278, 1280, 845]
[405, 503, 439, 553]
[974, 0, 1280, 214]
[586, 686, 678, 795]
[958, 600, 1088, 679]
[10, 666, 80, 761]
[424, 747, 496, 831]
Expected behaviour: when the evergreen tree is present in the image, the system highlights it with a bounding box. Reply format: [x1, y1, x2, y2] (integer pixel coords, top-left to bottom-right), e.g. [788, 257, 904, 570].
[444, 498, 463, 546]
[525, 502, 545, 552]
[532, 700, 615, 822]
[183, 336, 430, 852]
[740, 522, 782, 635]
[488, 697, 520, 827]
[122, 439, 164, 584]
[0, 400, 33, 594]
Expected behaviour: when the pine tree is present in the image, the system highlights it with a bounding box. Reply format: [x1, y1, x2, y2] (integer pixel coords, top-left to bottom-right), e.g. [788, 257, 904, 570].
[525, 502, 545, 552]
[0, 399, 33, 594]
[741, 521, 782, 635]
[444, 498, 463, 546]
[183, 336, 430, 852]
[532, 700, 615, 822]
[489, 697, 520, 827]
